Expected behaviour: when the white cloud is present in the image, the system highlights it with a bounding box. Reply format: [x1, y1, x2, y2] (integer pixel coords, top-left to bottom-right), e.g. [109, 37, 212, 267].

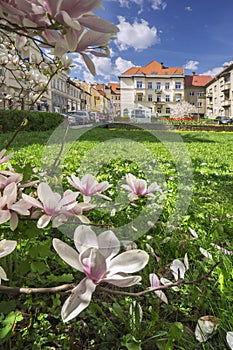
[201, 60, 233, 77]
[184, 60, 199, 70]
[185, 6, 192, 11]
[151, 0, 167, 10]
[71, 54, 134, 82]
[118, 0, 166, 11]
[116, 16, 159, 51]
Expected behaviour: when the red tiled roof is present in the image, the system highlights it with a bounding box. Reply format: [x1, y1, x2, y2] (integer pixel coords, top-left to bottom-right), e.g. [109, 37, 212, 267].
[108, 82, 120, 94]
[121, 60, 184, 76]
[185, 75, 212, 87]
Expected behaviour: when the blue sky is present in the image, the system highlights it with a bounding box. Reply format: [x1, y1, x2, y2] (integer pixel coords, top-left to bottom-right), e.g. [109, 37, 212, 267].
[71, 0, 233, 83]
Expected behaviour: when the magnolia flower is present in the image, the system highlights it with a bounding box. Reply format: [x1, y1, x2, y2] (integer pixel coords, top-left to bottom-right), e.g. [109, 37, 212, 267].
[0, 173, 23, 190]
[53, 225, 149, 322]
[122, 173, 161, 201]
[22, 182, 79, 228]
[68, 174, 111, 202]
[170, 254, 189, 280]
[0, 182, 30, 230]
[195, 315, 219, 342]
[0, 149, 13, 164]
[0, 239, 17, 283]
[149, 273, 168, 304]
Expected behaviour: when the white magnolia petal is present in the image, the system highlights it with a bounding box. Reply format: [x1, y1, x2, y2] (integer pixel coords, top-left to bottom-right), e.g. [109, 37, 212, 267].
[37, 214, 52, 228]
[199, 247, 213, 261]
[155, 290, 168, 304]
[61, 278, 96, 322]
[160, 277, 179, 291]
[38, 183, 61, 209]
[195, 316, 219, 343]
[108, 250, 149, 275]
[170, 259, 186, 280]
[184, 253, 189, 270]
[97, 230, 120, 260]
[0, 239, 17, 258]
[104, 274, 141, 287]
[52, 238, 83, 272]
[74, 225, 98, 253]
[226, 332, 233, 349]
[0, 266, 8, 282]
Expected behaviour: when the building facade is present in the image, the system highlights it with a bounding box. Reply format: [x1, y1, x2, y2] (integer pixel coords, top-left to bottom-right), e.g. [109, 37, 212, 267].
[205, 63, 233, 119]
[119, 60, 185, 117]
[184, 72, 212, 118]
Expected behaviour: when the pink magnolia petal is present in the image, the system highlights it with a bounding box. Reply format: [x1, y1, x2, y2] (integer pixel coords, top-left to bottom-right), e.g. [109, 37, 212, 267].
[77, 30, 111, 52]
[149, 273, 160, 288]
[22, 193, 43, 209]
[3, 182, 17, 205]
[97, 230, 120, 260]
[0, 210, 11, 225]
[147, 182, 161, 193]
[80, 248, 106, 282]
[67, 174, 82, 191]
[74, 225, 98, 253]
[56, 11, 81, 30]
[81, 53, 96, 76]
[61, 277, 96, 322]
[37, 183, 61, 210]
[53, 238, 83, 272]
[108, 250, 149, 275]
[79, 14, 118, 33]
[10, 212, 18, 231]
[104, 274, 141, 287]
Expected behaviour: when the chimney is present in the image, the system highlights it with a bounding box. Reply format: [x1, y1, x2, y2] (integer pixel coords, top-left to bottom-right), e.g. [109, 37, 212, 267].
[192, 72, 196, 76]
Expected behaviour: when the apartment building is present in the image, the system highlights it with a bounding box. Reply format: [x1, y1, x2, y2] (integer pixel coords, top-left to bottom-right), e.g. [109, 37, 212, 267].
[104, 83, 121, 118]
[185, 72, 212, 118]
[119, 60, 185, 117]
[205, 63, 233, 119]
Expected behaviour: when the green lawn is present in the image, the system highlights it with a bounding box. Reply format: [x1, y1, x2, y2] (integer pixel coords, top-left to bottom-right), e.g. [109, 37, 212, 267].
[0, 127, 233, 349]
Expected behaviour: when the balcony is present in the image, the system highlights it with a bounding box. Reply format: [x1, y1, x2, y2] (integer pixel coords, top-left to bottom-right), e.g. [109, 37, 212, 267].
[221, 83, 231, 91]
[221, 99, 231, 107]
[155, 89, 162, 94]
[206, 92, 213, 97]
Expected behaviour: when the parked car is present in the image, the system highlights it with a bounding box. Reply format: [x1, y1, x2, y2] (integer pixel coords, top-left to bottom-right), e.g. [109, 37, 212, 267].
[215, 116, 233, 125]
[89, 112, 100, 123]
[68, 111, 90, 125]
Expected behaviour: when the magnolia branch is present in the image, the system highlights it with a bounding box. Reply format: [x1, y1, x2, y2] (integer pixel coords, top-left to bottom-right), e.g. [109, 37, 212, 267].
[0, 262, 219, 296]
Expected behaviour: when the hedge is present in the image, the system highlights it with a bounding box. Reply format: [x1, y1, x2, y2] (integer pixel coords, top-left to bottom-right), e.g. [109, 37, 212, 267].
[0, 110, 64, 133]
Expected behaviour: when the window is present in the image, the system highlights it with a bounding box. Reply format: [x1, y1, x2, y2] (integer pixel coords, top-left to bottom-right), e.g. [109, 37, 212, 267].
[166, 108, 170, 114]
[156, 82, 161, 90]
[138, 94, 143, 102]
[175, 82, 182, 89]
[156, 95, 161, 102]
[165, 95, 170, 102]
[157, 108, 162, 114]
[148, 94, 152, 102]
[165, 82, 170, 90]
[175, 95, 181, 102]
[197, 92, 203, 97]
[189, 91, 194, 96]
[198, 102, 202, 107]
[148, 82, 152, 89]
[137, 81, 142, 88]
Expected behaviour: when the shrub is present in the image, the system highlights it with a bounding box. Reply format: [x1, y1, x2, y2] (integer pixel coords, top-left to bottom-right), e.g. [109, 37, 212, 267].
[0, 110, 64, 133]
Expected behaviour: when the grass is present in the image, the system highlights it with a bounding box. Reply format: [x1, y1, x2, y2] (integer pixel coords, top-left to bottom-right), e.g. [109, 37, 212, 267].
[0, 126, 233, 349]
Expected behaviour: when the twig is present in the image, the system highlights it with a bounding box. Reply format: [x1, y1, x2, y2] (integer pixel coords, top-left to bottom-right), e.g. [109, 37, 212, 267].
[0, 283, 76, 295]
[0, 262, 219, 296]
